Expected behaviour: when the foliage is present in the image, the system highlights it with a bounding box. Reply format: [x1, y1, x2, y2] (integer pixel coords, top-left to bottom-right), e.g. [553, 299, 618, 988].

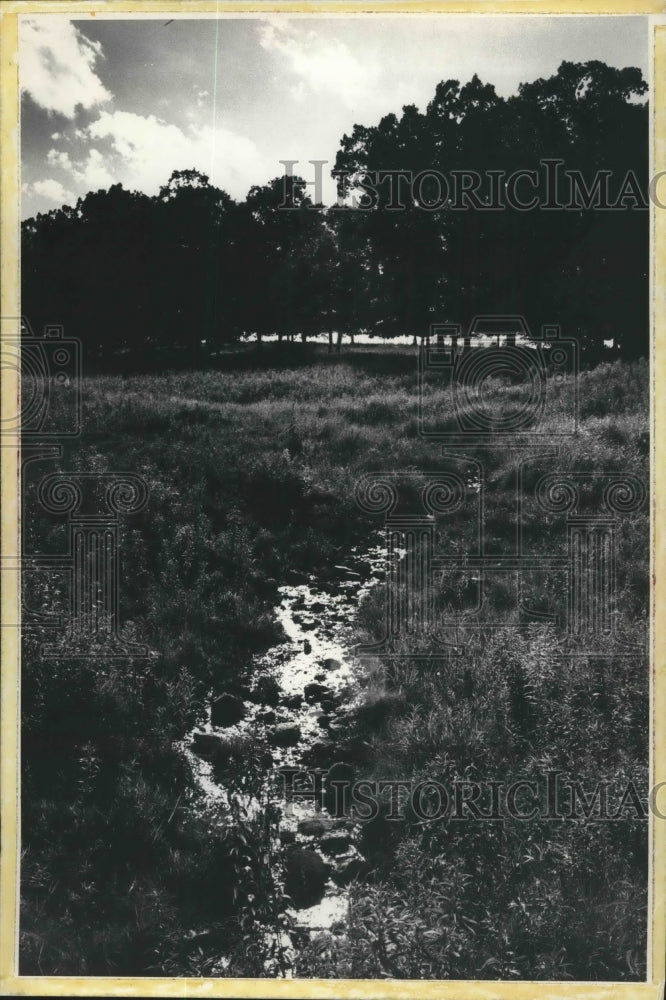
[21, 61, 648, 364]
[20, 346, 648, 978]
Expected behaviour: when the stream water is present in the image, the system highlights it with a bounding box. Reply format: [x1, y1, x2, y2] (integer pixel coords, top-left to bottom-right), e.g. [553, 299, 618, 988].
[183, 535, 388, 964]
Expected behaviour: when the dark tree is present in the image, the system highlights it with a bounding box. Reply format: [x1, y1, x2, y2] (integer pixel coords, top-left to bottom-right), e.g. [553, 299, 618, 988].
[332, 60, 648, 358]
[21, 60, 648, 369]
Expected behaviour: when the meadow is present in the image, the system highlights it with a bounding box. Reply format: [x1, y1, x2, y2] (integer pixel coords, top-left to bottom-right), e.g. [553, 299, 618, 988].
[20, 347, 649, 979]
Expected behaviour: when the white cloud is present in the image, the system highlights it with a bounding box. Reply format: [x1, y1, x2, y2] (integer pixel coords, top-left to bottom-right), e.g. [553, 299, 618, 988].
[46, 144, 113, 189]
[20, 18, 112, 117]
[31, 178, 75, 204]
[46, 148, 72, 170]
[290, 80, 307, 103]
[72, 147, 116, 189]
[258, 19, 380, 110]
[34, 110, 274, 206]
[82, 110, 270, 200]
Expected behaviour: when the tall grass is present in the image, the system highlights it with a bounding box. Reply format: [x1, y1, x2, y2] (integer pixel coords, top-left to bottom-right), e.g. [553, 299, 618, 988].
[21, 353, 649, 977]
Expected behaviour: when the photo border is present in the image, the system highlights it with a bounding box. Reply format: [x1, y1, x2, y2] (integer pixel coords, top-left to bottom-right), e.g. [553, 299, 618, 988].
[1, 2, 664, 997]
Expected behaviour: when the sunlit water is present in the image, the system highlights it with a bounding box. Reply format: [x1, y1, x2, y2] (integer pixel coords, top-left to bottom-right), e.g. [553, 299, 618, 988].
[182, 536, 388, 966]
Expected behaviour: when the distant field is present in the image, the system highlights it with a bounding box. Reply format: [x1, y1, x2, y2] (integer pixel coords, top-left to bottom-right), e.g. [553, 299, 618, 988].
[20, 355, 650, 979]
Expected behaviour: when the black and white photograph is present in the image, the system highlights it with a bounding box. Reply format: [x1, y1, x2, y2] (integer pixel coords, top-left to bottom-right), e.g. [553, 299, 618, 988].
[2, 3, 664, 993]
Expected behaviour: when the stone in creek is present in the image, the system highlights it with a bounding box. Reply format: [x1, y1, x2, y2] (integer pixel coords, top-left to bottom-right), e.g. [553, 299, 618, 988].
[301, 621, 317, 632]
[324, 762, 356, 816]
[332, 858, 371, 887]
[310, 602, 326, 613]
[304, 739, 336, 768]
[281, 693, 304, 710]
[257, 709, 276, 724]
[320, 832, 351, 855]
[319, 696, 340, 714]
[268, 723, 301, 747]
[280, 829, 297, 845]
[314, 672, 327, 682]
[210, 693, 246, 728]
[283, 848, 331, 909]
[317, 714, 332, 728]
[359, 807, 404, 865]
[323, 658, 342, 671]
[249, 675, 282, 707]
[286, 569, 310, 585]
[297, 816, 333, 837]
[304, 682, 333, 703]
[191, 732, 231, 764]
[303, 639, 312, 654]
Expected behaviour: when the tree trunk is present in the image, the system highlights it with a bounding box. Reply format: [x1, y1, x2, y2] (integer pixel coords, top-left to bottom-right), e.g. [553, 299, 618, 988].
[451, 335, 458, 352]
[335, 330, 343, 353]
[328, 328, 333, 353]
[349, 332, 355, 345]
[301, 331, 307, 343]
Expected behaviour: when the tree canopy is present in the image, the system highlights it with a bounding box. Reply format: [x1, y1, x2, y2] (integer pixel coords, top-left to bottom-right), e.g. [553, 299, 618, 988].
[21, 60, 649, 368]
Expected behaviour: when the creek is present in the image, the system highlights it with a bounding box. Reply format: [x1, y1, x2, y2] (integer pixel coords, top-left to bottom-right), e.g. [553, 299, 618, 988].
[183, 535, 388, 965]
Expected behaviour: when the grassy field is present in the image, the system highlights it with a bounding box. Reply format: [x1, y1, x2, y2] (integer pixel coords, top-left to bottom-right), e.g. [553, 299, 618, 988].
[20, 348, 649, 978]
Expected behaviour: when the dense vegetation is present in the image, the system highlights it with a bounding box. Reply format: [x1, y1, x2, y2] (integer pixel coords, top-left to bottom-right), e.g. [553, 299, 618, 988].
[19, 52, 649, 981]
[21, 60, 648, 368]
[21, 351, 649, 978]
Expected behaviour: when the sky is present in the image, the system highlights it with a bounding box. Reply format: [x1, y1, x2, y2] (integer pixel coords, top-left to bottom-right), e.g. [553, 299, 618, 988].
[19, 13, 648, 219]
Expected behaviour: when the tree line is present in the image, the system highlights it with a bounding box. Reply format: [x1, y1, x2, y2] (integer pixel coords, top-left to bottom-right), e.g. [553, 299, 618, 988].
[21, 60, 649, 369]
